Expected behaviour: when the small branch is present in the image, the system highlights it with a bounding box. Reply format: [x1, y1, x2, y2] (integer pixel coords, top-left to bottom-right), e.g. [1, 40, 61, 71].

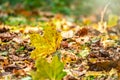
[100, 1, 110, 23]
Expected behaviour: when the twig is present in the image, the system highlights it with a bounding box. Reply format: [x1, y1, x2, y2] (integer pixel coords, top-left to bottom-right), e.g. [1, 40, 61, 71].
[100, 1, 110, 23]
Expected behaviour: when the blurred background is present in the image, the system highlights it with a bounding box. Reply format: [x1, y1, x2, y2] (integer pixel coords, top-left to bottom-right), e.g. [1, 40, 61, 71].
[0, 0, 120, 25]
[0, 0, 120, 41]
[0, 0, 120, 15]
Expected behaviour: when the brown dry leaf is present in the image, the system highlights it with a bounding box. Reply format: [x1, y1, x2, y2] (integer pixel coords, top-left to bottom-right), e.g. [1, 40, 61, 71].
[61, 41, 68, 48]
[76, 27, 88, 37]
[3, 59, 9, 66]
[4, 64, 18, 72]
[15, 8, 32, 17]
[13, 69, 26, 76]
[0, 56, 4, 61]
[0, 32, 17, 42]
[0, 25, 9, 33]
[63, 75, 77, 80]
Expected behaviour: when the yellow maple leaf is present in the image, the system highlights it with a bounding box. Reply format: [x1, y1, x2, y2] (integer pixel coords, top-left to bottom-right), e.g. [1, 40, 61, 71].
[30, 26, 62, 59]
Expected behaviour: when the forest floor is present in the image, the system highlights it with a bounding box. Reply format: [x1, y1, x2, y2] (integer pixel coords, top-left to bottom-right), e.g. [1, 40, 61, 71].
[0, 6, 120, 80]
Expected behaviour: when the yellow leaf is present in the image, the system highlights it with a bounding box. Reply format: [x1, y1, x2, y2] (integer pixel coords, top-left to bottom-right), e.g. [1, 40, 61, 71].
[108, 14, 118, 28]
[109, 34, 118, 40]
[85, 71, 107, 77]
[30, 25, 62, 59]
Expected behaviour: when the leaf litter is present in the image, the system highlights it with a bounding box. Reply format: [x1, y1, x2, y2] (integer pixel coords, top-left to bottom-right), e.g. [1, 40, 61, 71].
[0, 13, 120, 80]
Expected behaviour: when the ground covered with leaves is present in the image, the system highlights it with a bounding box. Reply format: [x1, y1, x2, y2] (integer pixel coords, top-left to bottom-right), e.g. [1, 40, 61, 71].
[0, 5, 120, 80]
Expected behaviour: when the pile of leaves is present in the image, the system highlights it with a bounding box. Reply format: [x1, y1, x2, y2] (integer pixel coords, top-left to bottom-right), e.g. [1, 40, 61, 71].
[29, 17, 120, 80]
[0, 26, 34, 79]
[0, 11, 120, 80]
